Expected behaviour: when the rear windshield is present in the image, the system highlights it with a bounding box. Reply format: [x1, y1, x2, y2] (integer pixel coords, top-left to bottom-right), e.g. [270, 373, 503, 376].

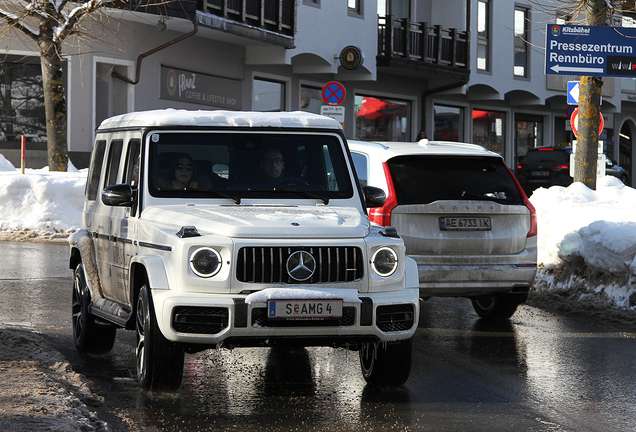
[520, 149, 570, 164]
[387, 156, 524, 205]
[147, 131, 353, 200]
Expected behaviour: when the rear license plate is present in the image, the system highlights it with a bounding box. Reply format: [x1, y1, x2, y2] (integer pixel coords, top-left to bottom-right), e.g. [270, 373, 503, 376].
[267, 300, 343, 320]
[439, 217, 491, 231]
[531, 171, 549, 176]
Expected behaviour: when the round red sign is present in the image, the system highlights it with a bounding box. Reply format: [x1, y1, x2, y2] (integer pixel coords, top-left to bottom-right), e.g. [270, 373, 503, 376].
[570, 108, 604, 137]
[322, 81, 346, 106]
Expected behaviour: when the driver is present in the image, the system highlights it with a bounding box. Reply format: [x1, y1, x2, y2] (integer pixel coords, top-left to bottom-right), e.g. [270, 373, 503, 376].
[260, 148, 285, 184]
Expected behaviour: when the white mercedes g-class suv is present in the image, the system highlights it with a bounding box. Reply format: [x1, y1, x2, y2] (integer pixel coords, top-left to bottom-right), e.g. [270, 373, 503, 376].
[69, 109, 419, 391]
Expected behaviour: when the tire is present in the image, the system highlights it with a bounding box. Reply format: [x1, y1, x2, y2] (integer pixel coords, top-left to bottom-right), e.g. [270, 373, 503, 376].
[136, 284, 184, 391]
[471, 295, 520, 320]
[359, 338, 412, 386]
[72, 263, 116, 354]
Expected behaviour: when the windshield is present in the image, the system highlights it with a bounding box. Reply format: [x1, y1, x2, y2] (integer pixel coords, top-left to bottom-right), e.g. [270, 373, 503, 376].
[147, 131, 354, 200]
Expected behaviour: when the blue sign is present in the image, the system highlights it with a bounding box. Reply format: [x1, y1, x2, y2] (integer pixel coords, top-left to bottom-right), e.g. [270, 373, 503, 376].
[545, 24, 636, 77]
[567, 81, 579, 104]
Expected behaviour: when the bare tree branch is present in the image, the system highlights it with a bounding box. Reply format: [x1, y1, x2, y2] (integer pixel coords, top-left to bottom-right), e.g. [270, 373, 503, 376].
[0, 7, 39, 41]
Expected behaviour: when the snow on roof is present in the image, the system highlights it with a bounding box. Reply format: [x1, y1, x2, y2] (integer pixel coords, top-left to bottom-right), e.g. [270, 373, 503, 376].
[348, 140, 498, 158]
[97, 109, 343, 131]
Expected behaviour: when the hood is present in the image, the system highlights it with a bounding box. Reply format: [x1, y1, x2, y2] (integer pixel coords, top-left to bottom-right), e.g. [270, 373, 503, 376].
[142, 205, 370, 239]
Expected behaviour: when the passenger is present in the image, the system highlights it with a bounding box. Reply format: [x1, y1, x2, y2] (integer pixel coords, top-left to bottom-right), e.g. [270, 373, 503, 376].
[259, 148, 285, 184]
[157, 154, 199, 190]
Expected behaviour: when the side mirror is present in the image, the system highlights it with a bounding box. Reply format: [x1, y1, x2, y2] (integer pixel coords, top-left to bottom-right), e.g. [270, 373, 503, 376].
[363, 186, 386, 208]
[102, 184, 134, 207]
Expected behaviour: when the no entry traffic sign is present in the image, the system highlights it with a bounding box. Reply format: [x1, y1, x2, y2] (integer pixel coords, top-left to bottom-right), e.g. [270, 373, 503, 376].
[322, 81, 346, 106]
[570, 107, 604, 137]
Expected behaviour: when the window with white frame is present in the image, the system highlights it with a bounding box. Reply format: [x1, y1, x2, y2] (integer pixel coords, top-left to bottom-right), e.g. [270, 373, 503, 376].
[95, 61, 130, 130]
[514, 7, 529, 77]
[348, 0, 361, 14]
[477, 0, 490, 71]
[300, 85, 322, 114]
[252, 78, 285, 112]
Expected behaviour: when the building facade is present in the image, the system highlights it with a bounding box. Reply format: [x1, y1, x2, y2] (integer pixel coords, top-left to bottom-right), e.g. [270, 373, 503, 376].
[1, 0, 635, 185]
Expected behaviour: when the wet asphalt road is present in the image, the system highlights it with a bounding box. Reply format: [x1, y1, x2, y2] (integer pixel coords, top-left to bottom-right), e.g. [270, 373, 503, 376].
[2, 240, 636, 431]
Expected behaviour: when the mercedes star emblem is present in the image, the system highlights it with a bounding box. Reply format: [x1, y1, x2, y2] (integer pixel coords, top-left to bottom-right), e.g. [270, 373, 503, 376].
[286, 250, 316, 281]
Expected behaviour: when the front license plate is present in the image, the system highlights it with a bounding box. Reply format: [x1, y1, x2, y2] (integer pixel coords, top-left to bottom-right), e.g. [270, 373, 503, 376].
[439, 217, 491, 231]
[531, 171, 549, 176]
[267, 300, 343, 320]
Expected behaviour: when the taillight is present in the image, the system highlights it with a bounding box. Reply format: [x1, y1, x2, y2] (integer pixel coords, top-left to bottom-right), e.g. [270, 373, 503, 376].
[524, 198, 538, 237]
[553, 163, 569, 170]
[505, 165, 537, 237]
[368, 162, 398, 226]
[517, 164, 527, 170]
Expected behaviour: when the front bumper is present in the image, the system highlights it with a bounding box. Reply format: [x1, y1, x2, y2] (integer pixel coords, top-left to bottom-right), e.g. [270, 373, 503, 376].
[152, 288, 420, 347]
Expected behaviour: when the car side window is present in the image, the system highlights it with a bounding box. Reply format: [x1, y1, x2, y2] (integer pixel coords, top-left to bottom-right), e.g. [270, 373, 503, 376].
[351, 152, 368, 187]
[123, 139, 141, 186]
[104, 140, 124, 188]
[86, 140, 107, 201]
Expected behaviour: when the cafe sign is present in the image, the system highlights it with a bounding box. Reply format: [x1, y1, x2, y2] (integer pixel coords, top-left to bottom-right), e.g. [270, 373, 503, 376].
[160, 66, 242, 109]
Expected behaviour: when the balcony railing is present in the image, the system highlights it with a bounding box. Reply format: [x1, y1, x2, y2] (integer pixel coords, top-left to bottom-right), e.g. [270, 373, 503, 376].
[201, 0, 295, 37]
[378, 16, 468, 71]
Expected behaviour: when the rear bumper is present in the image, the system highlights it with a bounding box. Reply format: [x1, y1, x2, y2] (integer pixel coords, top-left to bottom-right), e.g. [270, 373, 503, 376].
[411, 248, 537, 298]
[151, 288, 420, 347]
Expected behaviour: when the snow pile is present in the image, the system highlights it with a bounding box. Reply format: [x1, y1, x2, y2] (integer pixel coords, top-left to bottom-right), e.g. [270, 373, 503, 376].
[0, 153, 15, 171]
[246, 287, 363, 304]
[0, 164, 86, 234]
[528, 176, 636, 315]
[531, 176, 636, 276]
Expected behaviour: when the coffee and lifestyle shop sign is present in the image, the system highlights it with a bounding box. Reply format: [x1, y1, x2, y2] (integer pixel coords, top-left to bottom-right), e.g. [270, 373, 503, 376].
[160, 66, 242, 109]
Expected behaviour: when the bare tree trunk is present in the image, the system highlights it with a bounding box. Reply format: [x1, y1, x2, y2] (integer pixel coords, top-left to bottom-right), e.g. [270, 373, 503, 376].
[39, 34, 67, 172]
[574, 0, 606, 190]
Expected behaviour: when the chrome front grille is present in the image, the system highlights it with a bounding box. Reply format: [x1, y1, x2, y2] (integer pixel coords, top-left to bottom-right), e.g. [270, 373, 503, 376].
[236, 246, 364, 283]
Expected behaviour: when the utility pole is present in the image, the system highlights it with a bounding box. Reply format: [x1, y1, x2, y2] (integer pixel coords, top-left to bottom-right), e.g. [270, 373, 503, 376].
[574, 0, 607, 190]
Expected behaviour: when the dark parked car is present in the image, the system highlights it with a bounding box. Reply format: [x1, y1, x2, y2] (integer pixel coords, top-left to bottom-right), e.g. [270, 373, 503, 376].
[516, 146, 630, 195]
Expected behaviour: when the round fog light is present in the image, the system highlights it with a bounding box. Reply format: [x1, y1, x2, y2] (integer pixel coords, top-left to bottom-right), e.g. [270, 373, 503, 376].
[190, 247, 222, 278]
[371, 247, 398, 277]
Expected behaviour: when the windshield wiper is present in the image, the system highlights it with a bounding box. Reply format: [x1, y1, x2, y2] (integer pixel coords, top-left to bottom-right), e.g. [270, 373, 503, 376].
[249, 188, 329, 205]
[183, 188, 241, 204]
[461, 190, 507, 202]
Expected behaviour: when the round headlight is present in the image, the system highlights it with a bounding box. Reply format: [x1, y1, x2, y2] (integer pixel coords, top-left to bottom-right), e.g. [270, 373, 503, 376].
[371, 247, 398, 277]
[190, 247, 222, 278]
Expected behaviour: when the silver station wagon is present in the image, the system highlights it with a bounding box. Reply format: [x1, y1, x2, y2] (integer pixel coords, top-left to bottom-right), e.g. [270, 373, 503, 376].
[69, 110, 420, 391]
[349, 139, 537, 320]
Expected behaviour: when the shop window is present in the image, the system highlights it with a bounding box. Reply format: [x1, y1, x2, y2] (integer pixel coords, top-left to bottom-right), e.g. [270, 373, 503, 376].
[514, 7, 529, 77]
[0, 57, 46, 143]
[434, 105, 463, 142]
[300, 85, 322, 114]
[253, 78, 285, 112]
[477, 0, 490, 71]
[515, 116, 543, 165]
[355, 95, 411, 142]
[473, 110, 505, 155]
